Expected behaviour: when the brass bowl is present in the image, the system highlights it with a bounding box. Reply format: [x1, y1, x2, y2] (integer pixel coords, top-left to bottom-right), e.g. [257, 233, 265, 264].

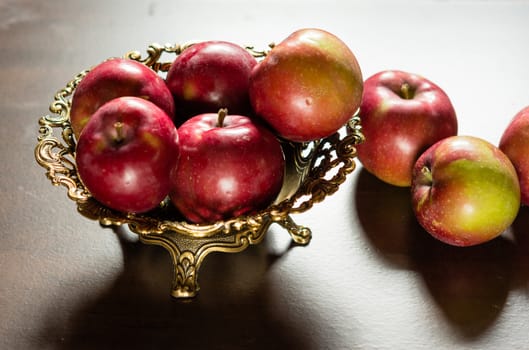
[35, 42, 364, 298]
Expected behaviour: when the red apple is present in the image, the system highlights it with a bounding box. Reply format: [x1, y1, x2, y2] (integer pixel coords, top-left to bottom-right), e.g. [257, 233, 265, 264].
[356, 70, 458, 187]
[76, 96, 179, 214]
[411, 135, 520, 247]
[249, 28, 363, 142]
[499, 106, 529, 205]
[70, 58, 175, 139]
[169, 109, 285, 224]
[165, 41, 257, 123]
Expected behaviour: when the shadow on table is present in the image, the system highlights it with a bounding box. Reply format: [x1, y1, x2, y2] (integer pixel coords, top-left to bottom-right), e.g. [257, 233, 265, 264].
[39, 226, 311, 350]
[353, 168, 529, 339]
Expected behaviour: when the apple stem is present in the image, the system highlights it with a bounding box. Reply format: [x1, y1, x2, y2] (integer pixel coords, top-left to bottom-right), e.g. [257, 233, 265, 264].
[421, 166, 433, 185]
[114, 121, 124, 143]
[400, 83, 414, 100]
[217, 108, 228, 128]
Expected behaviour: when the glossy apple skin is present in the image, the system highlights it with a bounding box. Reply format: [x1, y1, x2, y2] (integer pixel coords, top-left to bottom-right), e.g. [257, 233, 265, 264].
[70, 58, 175, 139]
[499, 106, 529, 205]
[165, 41, 257, 123]
[356, 70, 458, 187]
[76, 97, 179, 214]
[169, 111, 285, 224]
[411, 136, 520, 247]
[249, 28, 363, 142]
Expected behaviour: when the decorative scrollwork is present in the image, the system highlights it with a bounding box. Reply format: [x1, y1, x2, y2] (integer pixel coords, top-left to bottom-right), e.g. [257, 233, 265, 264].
[50, 69, 88, 117]
[174, 251, 198, 298]
[125, 42, 198, 73]
[35, 41, 364, 298]
[269, 115, 363, 216]
[34, 136, 89, 202]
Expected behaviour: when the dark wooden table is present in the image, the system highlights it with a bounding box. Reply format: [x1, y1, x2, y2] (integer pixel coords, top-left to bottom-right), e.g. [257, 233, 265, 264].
[2, 0, 529, 349]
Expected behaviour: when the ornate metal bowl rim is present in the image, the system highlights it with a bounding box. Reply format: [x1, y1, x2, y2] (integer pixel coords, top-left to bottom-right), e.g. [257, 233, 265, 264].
[34, 42, 364, 298]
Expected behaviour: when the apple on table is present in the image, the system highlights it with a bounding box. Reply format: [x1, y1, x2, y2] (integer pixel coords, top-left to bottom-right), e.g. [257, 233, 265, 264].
[356, 70, 458, 187]
[411, 135, 520, 247]
[70, 58, 175, 139]
[169, 108, 285, 224]
[499, 105, 529, 206]
[76, 96, 179, 214]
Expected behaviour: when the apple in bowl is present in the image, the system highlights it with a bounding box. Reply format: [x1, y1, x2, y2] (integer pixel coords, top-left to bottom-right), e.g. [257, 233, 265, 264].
[70, 58, 175, 139]
[169, 109, 285, 224]
[165, 40, 258, 123]
[76, 96, 179, 214]
[411, 135, 520, 247]
[356, 70, 458, 187]
[249, 28, 363, 142]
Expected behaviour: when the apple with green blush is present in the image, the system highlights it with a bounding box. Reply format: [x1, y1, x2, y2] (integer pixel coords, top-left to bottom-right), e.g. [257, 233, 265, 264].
[411, 135, 520, 247]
